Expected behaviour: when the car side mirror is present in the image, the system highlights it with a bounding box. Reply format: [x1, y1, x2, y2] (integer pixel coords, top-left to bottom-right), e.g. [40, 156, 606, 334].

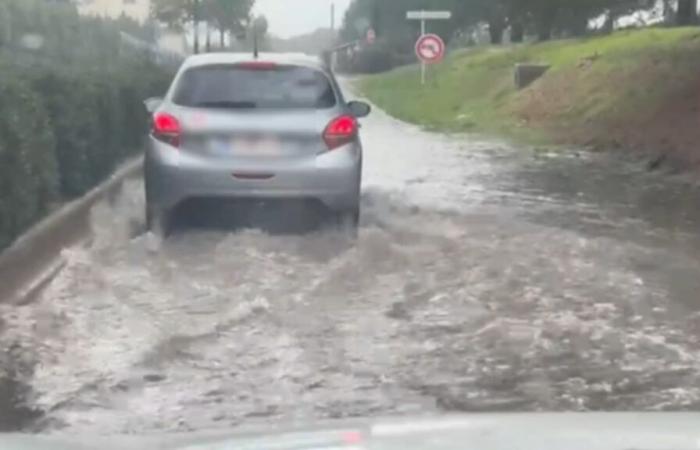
[348, 100, 371, 118]
[144, 97, 163, 114]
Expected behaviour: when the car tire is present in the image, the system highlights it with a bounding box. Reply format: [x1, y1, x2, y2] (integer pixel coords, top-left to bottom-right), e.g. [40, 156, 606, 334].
[146, 204, 172, 238]
[334, 208, 360, 238]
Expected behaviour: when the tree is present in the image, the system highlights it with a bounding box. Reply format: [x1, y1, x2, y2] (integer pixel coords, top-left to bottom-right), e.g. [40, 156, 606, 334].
[497, 0, 655, 41]
[151, 0, 254, 53]
[150, 0, 192, 30]
[340, 0, 471, 52]
[662, 0, 675, 23]
[150, 0, 199, 51]
[483, 1, 508, 43]
[0, 1, 10, 47]
[252, 15, 268, 54]
[338, 0, 658, 52]
[253, 15, 268, 36]
[677, 0, 698, 24]
[206, 0, 254, 48]
[505, 0, 528, 43]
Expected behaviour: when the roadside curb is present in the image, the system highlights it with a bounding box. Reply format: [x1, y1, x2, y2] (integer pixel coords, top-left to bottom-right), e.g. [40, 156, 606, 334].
[0, 157, 143, 306]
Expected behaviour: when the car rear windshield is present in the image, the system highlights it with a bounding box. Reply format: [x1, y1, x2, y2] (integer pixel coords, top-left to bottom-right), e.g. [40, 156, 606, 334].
[172, 64, 337, 110]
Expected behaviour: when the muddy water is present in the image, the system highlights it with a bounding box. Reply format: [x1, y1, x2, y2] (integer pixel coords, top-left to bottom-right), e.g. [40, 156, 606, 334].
[4, 103, 700, 434]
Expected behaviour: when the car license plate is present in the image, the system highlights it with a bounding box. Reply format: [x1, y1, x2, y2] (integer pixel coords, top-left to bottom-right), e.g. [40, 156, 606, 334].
[232, 137, 282, 156]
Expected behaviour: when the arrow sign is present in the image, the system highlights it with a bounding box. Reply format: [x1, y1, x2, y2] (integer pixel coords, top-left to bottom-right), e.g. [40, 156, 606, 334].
[415, 33, 445, 64]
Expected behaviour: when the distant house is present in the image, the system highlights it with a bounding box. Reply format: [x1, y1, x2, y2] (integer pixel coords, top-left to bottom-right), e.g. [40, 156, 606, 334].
[73, 0, 151, 24]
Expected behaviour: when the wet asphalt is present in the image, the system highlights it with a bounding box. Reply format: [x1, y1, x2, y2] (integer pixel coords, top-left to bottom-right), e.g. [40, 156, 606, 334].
[3, 98, 700, 434]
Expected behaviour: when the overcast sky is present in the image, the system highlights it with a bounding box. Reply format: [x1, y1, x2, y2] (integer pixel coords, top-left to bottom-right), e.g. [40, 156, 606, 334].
[254, 0, 352, 38]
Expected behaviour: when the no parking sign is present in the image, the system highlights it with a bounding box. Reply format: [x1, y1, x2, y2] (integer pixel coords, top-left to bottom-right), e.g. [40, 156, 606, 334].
[415, 33, 445, 64]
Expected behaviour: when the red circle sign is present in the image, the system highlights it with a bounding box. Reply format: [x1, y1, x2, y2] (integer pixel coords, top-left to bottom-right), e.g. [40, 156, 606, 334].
[415, 33, 445, 64]
[366, 28, 376, 44]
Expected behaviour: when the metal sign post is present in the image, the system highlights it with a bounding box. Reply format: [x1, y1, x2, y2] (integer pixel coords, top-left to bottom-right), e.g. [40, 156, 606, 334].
[420, 20, 426, 85]
[406, 10, 452, 85]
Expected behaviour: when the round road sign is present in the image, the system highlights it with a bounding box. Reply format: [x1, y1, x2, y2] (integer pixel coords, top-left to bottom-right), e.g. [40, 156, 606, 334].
[366, 28, 376, 44]
[415, 33, 445, 64]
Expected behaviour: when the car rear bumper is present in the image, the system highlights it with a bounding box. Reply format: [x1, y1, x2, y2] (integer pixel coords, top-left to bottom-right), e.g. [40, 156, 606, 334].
[145, 140, 362, 213]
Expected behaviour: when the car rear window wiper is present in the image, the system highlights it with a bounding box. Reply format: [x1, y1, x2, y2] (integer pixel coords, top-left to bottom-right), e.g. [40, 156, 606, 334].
[193, 101, 258, 109]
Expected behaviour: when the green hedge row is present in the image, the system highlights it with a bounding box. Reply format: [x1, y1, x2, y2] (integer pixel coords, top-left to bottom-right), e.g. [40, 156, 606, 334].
[0, 1, 174, 250]
[0, 64, 57, 247]
[29, 63, 170, 197]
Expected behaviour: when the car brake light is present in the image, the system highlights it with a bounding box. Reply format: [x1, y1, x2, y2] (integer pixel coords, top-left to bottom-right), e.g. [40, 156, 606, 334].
[236, 61, 278, 70]
[323, 115, 357, 150]
[152, 112, 180, 147]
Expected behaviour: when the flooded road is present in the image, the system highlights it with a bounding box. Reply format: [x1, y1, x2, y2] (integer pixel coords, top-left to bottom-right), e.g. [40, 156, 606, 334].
[4, 99, 700, 434]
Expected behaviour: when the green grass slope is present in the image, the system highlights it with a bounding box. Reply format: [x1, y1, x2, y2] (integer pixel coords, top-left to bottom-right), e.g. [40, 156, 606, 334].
[359, 28, 700, 161]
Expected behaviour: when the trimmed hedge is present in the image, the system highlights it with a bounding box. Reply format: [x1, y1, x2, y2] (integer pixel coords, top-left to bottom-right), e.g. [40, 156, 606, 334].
[0, 65, 57, 249]
[29, 64, 169, 198]
[0, 0, 173, 249]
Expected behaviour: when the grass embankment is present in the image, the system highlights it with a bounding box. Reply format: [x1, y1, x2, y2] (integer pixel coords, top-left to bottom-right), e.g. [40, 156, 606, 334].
[359, 28, 700, 165]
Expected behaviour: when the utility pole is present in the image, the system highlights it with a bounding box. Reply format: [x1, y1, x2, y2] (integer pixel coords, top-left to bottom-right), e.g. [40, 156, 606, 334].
[253, 31, 258, 58]
[193, 0, 200, 54]
[331, 2, 335, 31]
[253, 18, 259, 58]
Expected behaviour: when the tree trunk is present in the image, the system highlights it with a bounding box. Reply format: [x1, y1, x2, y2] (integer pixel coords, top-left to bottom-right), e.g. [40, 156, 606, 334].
[510, 21, 524, 43]
[488, 19, 505, 44]
[663, 0, 675, 23]
[205, 21, 211, 52]
[536, 9, 556, 41]
[568, 14, 589, 36]
[193, 21, 199, 53]
[677, 0, 698, 25]
[537, 24, 552, 41]
[602, 10, 615, 34]
[220, 28, 225, 48]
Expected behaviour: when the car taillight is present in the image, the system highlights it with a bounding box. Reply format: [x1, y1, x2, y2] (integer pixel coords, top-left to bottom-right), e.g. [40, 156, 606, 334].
[323, 115, 357, 150]
[152, 112, 181, 148]
[236, 61, 278, 70]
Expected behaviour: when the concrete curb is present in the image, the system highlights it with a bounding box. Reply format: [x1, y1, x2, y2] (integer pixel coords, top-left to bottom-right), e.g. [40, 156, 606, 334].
[514, 63, 551, 90]
[0, 156, 143, 305]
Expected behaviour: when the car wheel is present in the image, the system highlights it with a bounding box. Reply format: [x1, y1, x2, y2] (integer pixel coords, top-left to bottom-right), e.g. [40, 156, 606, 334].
[334, 208, 359, 238]
[146, 204, 172, 238]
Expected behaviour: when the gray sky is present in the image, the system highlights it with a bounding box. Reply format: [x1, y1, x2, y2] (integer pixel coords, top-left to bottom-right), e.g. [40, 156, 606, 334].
[254, 0, 352, 38]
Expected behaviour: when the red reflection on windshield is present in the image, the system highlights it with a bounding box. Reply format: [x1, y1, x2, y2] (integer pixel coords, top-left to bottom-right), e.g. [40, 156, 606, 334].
[342, 431, 363, 444]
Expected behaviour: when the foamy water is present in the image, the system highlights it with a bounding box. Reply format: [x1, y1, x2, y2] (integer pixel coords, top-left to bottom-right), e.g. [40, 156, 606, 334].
[3, 99, 700, 433]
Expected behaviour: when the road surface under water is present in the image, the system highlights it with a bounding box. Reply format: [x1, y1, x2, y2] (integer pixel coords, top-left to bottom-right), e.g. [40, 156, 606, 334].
[3, 98, 700, 434]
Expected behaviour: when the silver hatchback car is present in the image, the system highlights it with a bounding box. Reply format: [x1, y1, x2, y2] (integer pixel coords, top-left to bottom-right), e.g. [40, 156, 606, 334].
[144, 52, 370, 234]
